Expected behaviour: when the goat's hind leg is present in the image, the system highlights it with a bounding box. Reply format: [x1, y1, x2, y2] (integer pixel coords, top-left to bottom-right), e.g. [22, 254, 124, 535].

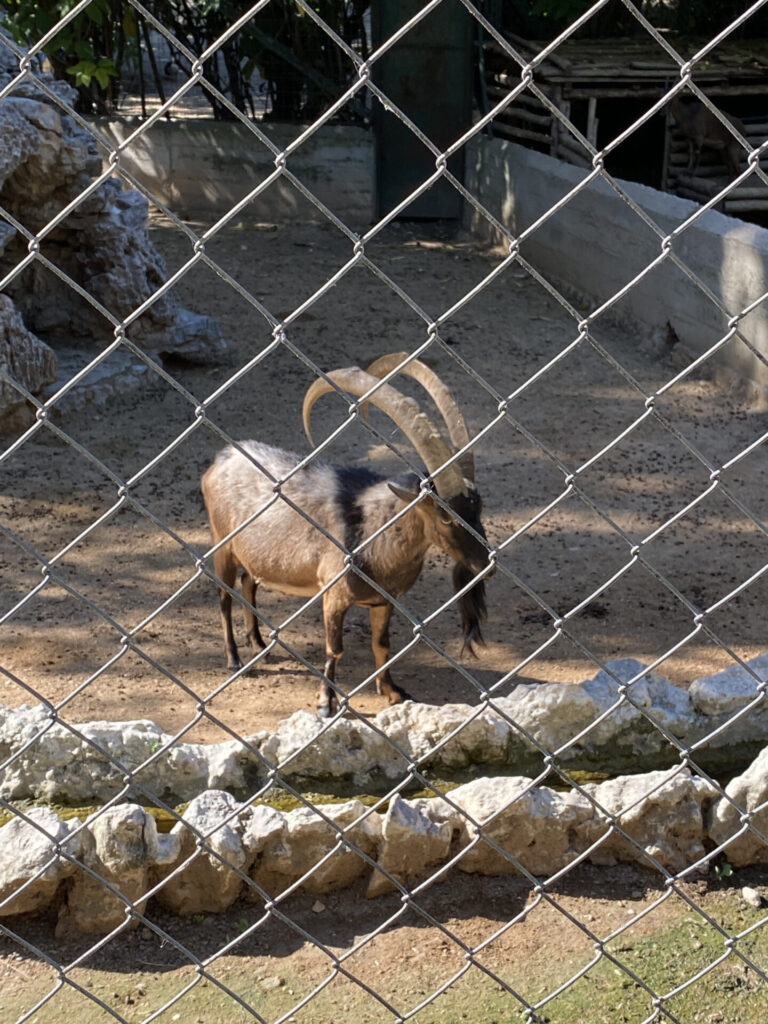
[242, 572, 268, 658]
[213, 548, 242, 671]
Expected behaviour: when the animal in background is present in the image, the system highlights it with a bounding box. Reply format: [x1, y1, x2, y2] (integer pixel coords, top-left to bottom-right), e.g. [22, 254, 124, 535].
[667, 94, 745, 180]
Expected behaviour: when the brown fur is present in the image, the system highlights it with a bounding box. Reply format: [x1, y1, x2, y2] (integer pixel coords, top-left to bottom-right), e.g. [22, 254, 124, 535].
[202, 441, 491, 717]
[668, 96, 744, 179]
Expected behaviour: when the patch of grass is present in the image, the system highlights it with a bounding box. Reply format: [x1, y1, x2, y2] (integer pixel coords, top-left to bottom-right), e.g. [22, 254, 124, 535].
[528, 903, 768, 1024]
[5, 891, 768, 1024]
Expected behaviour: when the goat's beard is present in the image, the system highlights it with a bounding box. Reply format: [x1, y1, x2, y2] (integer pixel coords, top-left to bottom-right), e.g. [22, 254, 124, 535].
[453, 563, 487, 657]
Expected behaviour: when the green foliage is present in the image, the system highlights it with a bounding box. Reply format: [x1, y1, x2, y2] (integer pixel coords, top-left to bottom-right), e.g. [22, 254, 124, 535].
[6, 0, 767, 121]
[67, 57, 117, 89]
[3, 0, 121, 111]
[3, 0, 368, 121]
[714, 861, 734, 879]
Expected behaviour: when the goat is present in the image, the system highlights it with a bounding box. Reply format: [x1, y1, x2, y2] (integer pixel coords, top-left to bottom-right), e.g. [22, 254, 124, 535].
[201, 356, 492, 718]
[667, 95, 744, 180]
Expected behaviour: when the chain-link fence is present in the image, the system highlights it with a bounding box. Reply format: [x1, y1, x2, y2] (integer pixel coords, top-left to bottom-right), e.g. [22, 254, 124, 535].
[3, 1, 768, 1022]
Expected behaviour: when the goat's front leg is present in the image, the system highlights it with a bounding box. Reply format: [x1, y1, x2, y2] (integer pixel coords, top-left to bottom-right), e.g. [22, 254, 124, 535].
[689, 140, 702, 175]
[318, 591, 348, 718]
[369, 603, 412, 706]
[725, 143, 741, 180]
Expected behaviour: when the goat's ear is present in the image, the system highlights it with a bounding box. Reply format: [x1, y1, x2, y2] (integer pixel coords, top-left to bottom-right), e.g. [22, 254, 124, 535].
[387, 472, 422, 504]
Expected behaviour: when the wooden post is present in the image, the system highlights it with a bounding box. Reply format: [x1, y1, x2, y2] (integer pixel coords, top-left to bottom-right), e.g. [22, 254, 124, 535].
[586, 95, 598, 149]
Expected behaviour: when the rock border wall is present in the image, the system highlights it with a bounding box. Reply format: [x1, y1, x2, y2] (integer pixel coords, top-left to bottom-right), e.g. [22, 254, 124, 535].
[3, 654, 768, 932]
[2, 656, 768, 806]
[2, 751, 768, 934]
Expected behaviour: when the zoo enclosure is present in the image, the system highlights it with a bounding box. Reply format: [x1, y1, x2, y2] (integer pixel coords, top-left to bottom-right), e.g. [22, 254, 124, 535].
[3, 2, 768, 1023]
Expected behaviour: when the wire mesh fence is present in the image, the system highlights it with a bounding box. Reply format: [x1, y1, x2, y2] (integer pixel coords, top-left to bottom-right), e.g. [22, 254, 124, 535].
[3, 1, 768, 1022]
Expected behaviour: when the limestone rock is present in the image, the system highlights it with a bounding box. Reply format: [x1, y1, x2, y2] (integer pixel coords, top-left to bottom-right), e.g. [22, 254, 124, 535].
[375, 701, 511, 770]
[0, 807, 84, 916]
[5, 646, 768, 811]
[0, 706, 264, 804]
[207, 736, 267, 794]
[161, 306, 226, 364]
[243, 804, 286, 857]
[366, 794, 455, 897]
[641, 674, 695, 736]
[690, 652, 768, 716]
[261, 702, 511, 789]
[450, 776, 596, 877]
[250, 799, 379, 898]
[493, 680, 603, 754]
[154, 790, 253, 914]
[60, 805, 178, 934]
[259, 711, 408, 787]
[586, 769, 718, 872]
[493, 659, 690, 764]
[0, 38, 77, 109]
[0, 294, 57, 422]
[708, 745, 768, 866]
[0, 220, 14, 257]
[742, 886, 762, 909]
[0, 54, 225, 426]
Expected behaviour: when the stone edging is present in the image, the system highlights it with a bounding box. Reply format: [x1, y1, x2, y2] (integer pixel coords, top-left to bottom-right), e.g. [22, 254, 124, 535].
[2, 656, 768, 805]
[2, 748, 767, 934]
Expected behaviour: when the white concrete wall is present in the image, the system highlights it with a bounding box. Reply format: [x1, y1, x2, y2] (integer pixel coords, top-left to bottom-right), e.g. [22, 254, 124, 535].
[466, 137, 768, 393]
[92, 122, 768, 392]
[93, 120, 375, 228]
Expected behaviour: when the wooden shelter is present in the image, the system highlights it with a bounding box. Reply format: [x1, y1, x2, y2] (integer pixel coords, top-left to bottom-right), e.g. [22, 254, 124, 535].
[482, 33, 768, 215]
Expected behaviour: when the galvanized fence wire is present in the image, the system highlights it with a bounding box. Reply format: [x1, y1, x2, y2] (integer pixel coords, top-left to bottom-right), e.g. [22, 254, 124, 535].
[2, 0, 768, 1020]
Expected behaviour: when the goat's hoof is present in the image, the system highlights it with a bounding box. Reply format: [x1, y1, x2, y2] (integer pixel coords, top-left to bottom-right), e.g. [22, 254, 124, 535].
[316, 695, 340, 718]
[387, 689, 413, 705]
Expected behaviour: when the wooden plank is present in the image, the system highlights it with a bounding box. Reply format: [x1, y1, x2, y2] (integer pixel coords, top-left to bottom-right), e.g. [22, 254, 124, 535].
[557, 135, 592, 164]
[486, 92, 551, 125]
[725, 197, 768, 211]
[676, 186, 718, 202]
[549, 84, 564, 159]
[491, 123, 552, 145]
[567, 86, 694, 99]
[661, 107, 673, 191]
[724, 185, 768, 199]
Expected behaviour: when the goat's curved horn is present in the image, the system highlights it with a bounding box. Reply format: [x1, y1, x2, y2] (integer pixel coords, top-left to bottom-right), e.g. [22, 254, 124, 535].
[303, 367, 466, 498]
[366, 352, 475, 484]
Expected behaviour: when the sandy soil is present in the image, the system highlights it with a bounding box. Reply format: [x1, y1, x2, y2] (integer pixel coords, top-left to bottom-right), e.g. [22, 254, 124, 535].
[3, 865, 768, 1023]
[4, 214, 768, 1024]
[2, 216, 768, 744]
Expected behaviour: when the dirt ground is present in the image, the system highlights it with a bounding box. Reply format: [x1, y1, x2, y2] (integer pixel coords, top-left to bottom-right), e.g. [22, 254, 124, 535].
[3, 864, 768, 1023]
[3, 215, 768, 1022]
[2, 215, 768, 742]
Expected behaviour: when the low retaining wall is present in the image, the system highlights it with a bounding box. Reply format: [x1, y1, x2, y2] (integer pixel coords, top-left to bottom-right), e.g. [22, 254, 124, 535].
[3, 656, 768, 806]
[93, 119, 375, 225]
[2, 752, 768, 933]
[465, 137, 768, 396]
[92, 122, 768, 395]
[3, 654, 768, 932]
